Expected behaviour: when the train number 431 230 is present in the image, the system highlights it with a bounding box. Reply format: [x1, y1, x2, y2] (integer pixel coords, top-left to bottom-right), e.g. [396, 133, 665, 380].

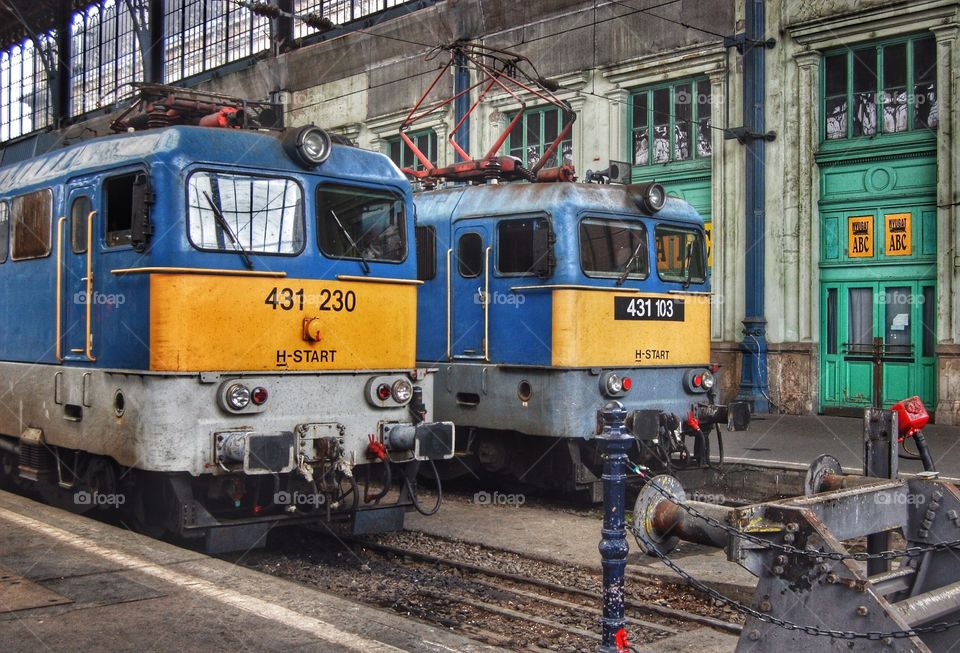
[264, 287, 357, 312]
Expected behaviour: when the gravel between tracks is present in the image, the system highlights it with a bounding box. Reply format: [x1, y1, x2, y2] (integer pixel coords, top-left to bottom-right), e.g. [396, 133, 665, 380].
[239, 528, 743, 652]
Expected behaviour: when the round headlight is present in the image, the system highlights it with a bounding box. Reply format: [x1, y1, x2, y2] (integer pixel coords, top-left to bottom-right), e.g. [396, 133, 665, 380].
[630, 182, 667, 213]
[701, 370, 715, 390]
[392, 380, 413, 404]
[646, 183, 666, 211]
[605, 374, 623, 395]
[226, 383, 251, 410]
[283, 125, 332, 168]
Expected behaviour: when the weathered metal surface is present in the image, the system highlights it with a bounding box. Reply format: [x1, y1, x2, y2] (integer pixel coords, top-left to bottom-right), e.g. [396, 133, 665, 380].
[864, 407, 898, 575]
[0, 566, 72, 613]
[897, 580, 960, 627]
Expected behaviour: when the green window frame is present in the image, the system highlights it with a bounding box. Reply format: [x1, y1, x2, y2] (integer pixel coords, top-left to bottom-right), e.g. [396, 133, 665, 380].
[629, 78, 711, 167]
[822, 34, 937, 142]
[388, 130, 438, 172]
[506, 106, 573, 168]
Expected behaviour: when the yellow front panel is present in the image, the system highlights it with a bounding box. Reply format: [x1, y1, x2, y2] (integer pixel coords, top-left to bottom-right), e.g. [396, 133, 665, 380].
[149, 275, 416, 371]
[551, 290, 711, 367]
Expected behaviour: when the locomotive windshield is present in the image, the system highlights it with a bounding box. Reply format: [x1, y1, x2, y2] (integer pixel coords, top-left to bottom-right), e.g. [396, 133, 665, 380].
[317, 185, 406, 263]
[579, 218, 648, 280]
[655, 225, 706, 284]
[187, 171, 305, 255]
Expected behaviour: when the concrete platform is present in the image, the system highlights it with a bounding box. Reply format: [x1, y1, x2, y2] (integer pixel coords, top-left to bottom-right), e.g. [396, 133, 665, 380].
[0, 490, 497, 653]
[720, 413, 960, 477]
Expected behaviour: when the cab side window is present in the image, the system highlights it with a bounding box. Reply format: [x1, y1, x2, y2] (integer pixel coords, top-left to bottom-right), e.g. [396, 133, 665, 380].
[458, 232, 482, 278]
[71, 196, 93, 254]
[497, 217, 553, 277]
[105, 173, 138, 247]
[11, 188, 52, 260]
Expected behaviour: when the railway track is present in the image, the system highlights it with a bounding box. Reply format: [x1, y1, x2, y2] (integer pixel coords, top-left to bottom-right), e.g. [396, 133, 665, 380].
[242, 529, 743, 651]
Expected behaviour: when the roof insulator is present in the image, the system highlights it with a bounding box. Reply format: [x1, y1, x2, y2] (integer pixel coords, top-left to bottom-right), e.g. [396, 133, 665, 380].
[302, 13, 334, 31]
[248, 2, 282, 19]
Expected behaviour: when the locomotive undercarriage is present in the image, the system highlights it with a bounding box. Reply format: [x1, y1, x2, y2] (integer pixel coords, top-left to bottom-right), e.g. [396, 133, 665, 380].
[0, 361, 453, 552]
[0, 436, 421, 551]
[431, 364, 748, 501]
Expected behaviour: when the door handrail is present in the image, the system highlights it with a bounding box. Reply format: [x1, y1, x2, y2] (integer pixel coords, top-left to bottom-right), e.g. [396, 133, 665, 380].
[483, 246, 491, 362]
[446, 248, 452, 361]
[55, 217, 66, 362]
[85, 211, 96, 362]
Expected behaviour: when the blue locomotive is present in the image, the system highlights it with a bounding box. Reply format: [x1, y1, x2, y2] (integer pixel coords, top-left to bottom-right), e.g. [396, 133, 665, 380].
[414, 181, 747, 499]
[0, 86, 453, 551]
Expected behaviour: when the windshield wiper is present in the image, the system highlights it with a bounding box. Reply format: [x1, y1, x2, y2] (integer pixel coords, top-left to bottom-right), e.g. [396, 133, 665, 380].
[203, 191, 253, 270]
[682, 241, 694, 289]
[329, 209, 370, 274]
[615, 239, 645, 287]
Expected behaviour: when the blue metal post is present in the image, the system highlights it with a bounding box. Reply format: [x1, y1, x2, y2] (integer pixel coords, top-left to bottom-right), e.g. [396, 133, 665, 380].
[597, 401, 632, 652]
[454, 52, 470, 161]
[736, 0, 771, 413]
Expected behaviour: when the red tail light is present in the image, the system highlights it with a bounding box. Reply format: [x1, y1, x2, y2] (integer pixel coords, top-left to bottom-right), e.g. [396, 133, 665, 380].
[376, 383, 392, 401]
[693, 374, 703, 388]
[251, 387, 269, 405]
[622, 377, 633, 391]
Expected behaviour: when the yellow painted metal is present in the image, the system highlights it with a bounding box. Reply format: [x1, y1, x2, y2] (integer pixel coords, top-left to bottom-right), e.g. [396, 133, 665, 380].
[84, 211, 96, 362]
[336, 274, 423, 285]
[884, 212, 912, 256]
[551, 289, 711, 367]
[848, 215, 874, 258]
[112, 266, 286, 277]
[148, 274, 417, 371]
[55, 217, 65, 362]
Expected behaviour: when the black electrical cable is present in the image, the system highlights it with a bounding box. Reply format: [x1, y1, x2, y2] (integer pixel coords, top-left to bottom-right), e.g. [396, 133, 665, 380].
[364, 459, 393, 504]
[403, 460, 442, 516]
[714, 423, 725, 469]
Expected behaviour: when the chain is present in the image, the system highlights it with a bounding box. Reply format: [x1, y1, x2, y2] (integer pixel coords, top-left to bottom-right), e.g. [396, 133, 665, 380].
[633, 467, 960, 561]
[628, 524, 960, 639]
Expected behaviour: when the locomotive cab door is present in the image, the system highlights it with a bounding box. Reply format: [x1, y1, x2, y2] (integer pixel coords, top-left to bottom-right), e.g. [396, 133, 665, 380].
[59, 188, 99, 362]
[451, 221, 490, 359]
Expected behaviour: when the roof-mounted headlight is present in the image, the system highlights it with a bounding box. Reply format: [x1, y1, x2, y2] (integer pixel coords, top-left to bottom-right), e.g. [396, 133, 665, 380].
[628, 182, 666, 213]
[283, 125, 332, 168]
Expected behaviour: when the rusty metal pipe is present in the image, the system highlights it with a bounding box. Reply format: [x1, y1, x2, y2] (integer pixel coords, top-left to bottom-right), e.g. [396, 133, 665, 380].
[818, 472, 895, 493]
[651, 499, 733, 550]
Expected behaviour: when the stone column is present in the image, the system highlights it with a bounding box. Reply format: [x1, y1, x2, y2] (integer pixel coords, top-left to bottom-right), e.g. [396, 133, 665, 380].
[707, 70, 727, 343]
[932, 24, 960, 423]
[568, 96, 587, 174]
[794, 51, 820, 345]
[434, 123, 450, 169]
[605, 89, 630, 168]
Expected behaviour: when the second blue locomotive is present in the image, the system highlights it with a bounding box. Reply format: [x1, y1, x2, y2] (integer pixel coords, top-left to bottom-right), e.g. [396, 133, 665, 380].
[414, 181, 748, 498]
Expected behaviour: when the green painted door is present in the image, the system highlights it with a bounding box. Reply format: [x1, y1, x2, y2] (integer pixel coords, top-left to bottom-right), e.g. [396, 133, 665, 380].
[820, 280, 936, 408]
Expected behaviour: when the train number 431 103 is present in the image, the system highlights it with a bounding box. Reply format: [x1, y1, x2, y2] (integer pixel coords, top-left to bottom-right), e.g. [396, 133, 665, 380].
[613, 296, 685, 321]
